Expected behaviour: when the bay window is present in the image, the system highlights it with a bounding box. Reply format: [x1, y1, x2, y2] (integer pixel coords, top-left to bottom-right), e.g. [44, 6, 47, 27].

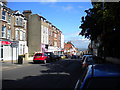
[15, 30, 19, 40]
[2, 10, 6, 20]
[8, 15, 11, 23]
[7, 29, 11, 39]
[1, 26, 6, 38]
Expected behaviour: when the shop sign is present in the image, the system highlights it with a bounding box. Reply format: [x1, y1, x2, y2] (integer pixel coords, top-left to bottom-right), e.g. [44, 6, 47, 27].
[1, 41, 12, 45]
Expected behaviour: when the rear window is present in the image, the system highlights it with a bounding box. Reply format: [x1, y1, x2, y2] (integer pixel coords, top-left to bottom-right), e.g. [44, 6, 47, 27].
[35, 53, 42, 56]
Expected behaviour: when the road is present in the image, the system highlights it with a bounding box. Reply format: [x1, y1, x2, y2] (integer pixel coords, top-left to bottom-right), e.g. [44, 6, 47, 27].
[2, 59, 82, 89]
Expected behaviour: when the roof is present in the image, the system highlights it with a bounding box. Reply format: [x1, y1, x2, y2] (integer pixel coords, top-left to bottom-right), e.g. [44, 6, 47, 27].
[64, 43, 73, 50]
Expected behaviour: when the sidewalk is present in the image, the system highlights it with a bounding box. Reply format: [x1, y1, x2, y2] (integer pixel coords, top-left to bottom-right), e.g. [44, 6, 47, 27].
[0, 59, 33, 71]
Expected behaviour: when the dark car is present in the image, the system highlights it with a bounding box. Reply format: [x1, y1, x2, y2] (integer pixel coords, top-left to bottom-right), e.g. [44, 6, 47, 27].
[82, 56, 105, 68]
[44, 52, 59, 61]
[33, 53, 48, 64]
[75, 64, 120, 90]
[81, 55, 93, 63]
[71, 55, 77, 59]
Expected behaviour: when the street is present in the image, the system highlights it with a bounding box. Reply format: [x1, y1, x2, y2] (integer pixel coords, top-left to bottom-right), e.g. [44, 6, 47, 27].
[2, 59, 82, 89]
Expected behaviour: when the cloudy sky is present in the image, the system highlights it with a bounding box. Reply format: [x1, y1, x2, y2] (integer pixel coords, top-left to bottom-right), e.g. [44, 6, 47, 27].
[7, 0, 92, 48]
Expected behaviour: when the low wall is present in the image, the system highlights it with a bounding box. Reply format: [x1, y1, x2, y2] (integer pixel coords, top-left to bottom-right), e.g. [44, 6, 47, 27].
[27, 57, 33, 61]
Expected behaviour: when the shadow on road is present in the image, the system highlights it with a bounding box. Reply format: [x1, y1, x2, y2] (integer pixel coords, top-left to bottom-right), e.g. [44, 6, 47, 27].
[2, 59, 82, 90]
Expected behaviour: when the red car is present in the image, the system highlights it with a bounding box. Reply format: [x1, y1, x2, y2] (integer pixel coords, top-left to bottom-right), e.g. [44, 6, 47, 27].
[33, 53, 48, 64]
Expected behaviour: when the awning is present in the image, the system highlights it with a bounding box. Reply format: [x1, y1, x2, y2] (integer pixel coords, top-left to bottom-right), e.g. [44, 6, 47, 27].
[1, 40, 12, 45]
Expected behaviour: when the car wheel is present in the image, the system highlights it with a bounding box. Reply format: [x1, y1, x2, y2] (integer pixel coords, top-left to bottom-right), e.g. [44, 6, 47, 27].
[44, 60, 46, 64]
[33, 61, 36, 64]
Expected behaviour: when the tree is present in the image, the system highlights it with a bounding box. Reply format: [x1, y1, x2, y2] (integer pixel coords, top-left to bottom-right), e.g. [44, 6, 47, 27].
[79, 2, 120, 58]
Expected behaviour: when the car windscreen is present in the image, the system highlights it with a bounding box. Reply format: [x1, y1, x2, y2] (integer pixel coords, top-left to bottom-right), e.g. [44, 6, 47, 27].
[86, 57, 93, 62]
[35, 53, 42, 56]
[82, 77, 120, 89]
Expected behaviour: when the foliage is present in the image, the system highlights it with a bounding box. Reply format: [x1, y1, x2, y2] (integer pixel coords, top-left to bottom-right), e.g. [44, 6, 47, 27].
[79, 2, 120, 58]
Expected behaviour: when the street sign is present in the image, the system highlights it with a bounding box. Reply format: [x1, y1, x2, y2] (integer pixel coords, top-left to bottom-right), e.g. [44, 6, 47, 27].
[10, 41, 19, 48]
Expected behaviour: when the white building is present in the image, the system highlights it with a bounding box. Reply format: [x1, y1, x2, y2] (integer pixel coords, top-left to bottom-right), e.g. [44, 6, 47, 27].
[14, 11, 28, 56]
[61, 33, 64, 49]
[0, 2, 28, 61]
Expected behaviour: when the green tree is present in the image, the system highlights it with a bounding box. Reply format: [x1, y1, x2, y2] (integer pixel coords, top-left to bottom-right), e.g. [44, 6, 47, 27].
[79, 2, 120, 58]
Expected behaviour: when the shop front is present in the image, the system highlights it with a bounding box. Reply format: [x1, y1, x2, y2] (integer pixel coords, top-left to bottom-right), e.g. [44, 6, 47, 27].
[0, 40, 13, 61]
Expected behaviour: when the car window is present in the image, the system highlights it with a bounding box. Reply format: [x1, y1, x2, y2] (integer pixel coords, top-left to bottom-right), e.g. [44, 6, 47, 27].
[86, 57, 93, 62]
[44, 53, 48, 56]
[35, 53, 42, 56]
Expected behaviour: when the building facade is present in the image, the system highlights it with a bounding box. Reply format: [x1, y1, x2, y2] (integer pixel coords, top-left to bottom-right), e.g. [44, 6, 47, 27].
[23, 10, 64, 55]
[13, 10, 28, 56]
[0, 2, 28, 61]
[64, 42, 77, 56]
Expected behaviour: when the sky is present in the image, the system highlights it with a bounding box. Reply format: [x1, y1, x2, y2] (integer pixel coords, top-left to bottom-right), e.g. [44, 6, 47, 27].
[7, 0, 93, 49]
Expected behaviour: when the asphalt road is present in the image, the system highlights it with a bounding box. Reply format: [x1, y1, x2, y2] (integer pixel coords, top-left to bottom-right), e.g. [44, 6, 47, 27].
[2, 59, 82, 89]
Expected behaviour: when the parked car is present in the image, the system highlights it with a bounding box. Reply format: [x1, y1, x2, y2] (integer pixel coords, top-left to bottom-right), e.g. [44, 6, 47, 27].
[65, 55, 69, 58]
[33, 53, 48, 64]
[82, 56, 105, 68]
[60, 55, 66, 59]
[44, 52, 59, 61]
[75, 64, 120, 90]
[71, 55, 77, 59]
[81, 54, 93, 63]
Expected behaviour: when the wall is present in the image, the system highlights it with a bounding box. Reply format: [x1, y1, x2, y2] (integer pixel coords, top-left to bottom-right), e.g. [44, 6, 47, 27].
[28, 14, 41, 54]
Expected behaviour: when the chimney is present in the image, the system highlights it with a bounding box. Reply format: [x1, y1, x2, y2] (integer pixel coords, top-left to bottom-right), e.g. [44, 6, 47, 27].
[23, 10, 32, 19]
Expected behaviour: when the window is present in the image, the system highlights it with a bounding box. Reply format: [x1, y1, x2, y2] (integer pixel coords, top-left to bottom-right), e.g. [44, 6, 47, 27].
[43, 36, 44, 43]
[8, 15, 11, 23]
[20, 18, 22, 26]
[15, 30, 19, 40]
[54, 33, 57, 37]
[7, 29, 11, 39]
[20, 30, 23, 40]
[43, 29, 45, 33]
[23, 32, 26, 41]
[35, 53, 42, 56]
[58, 36, 61, 40]
[2, 10, 6, 20]
[16, 18, 19, 25]
[23, 21, 26, 29]
[51, 31, 53, 36]
[49, 31, 51, 35]
[54, 41, 57, 47]
[2, 26, 6, 38]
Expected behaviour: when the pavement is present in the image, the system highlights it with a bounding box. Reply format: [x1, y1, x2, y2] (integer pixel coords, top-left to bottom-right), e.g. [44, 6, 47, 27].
[0, 59, 33, 71]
